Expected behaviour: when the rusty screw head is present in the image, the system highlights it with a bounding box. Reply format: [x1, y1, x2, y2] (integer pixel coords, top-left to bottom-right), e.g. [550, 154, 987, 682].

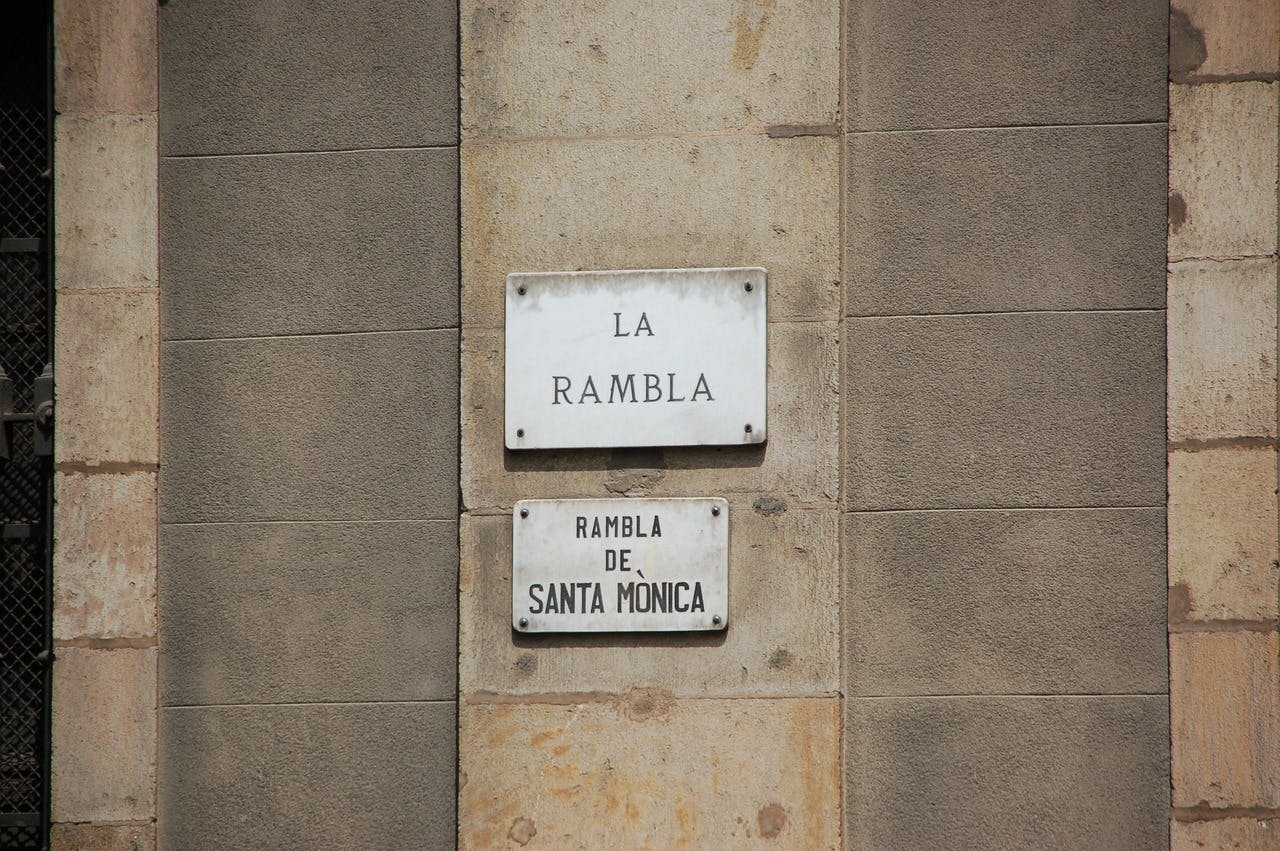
[519, 508, 529, 518]
[517, 285, 527, 295]
[516, 428, 525, 438]
[744, 423, 753, 434]
[712, 615, 722, 626]
[711, 505, 720, 517]
[518, 617, 529, 629]
[744, 282, 753, 292]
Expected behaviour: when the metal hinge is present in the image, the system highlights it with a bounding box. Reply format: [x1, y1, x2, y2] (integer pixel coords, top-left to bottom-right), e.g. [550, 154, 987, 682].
[0, 362, 53, 461]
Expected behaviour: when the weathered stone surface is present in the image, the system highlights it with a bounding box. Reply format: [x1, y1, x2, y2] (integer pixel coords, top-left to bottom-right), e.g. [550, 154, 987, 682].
[461, 509, 837, 696]
[1169, 82, 1279, 260]
[461, 134, 839, 324]
[55, 0, 156, 115]
[846, 508, 1166, 696]
[845, 124, 1166, 314]
[53, 471, 156, 641]
[160, 329, 457, 523]
[160, 521, 457, 705]
[459, 697, 840, 848]
[161, 149, 458, 339]
[845, 0, 1166, 130]
[51, 822, 155, 851]
[1171, 631, 1280, 808]
[160, 702, 455, 848]
[847, 695, 1170, 849]
[461, 0, 837, 138]
[51, 647, 156, 822]
[159, 0, 457, 154]
[55, 290, 158, 465]
[845, 312, 1166, 510]
[1171, 0, 1280, 81]
[1168, 257, 1278, 441]
[462, 321, 838, 510]
[1172, 817, 1280, 850]
[1169, 446, 1279, 624]
[54, 115, 157, 291]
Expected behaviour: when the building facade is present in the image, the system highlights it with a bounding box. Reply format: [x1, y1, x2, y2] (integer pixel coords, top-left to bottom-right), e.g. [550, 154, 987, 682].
[2, 0, 1275, 848]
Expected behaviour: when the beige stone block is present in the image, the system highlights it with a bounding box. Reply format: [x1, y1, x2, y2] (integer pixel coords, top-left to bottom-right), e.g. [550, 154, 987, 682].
[459, 697, 840, 848]
[462, 0, 837, 138]
[461, 321, 838, 510]
[1172, 817, 1280, 850]
[51, 821, 155, 851]
[52, 647, 156, 822]
[55, 114, 157, 291]
[53, 471, 156, 641]
[54, 290, 158, 465]
[461, 134, 839, 324]
[1171, 0, 1280, 81]
[461, 509, 838, 696]
[1171, 631, 1280, 808]
[1169, 82, 1278, 260]
[55, 0, 157, 115]
[1168, 256, 1278, 441]
[1169, 446, 1279, 624]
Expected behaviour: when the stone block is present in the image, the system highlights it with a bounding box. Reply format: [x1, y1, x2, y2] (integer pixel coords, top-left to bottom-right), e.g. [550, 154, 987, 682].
[160, 149, 458, 339]
[461, 134, 839, 325]
[462, 321, 838, 511]
[53, 470, 156, 641]
[1171, 0, 1280, 81]
[461, 0, 837, 138]
[160, 521, 457, 705]
[1168, 256, 1278, 441]
[51, 647, 156, 822]
[846, 508, 1167, 696]
[55, 0, 156, 115]
[54, 115, 157, 291]
[847, 695, 1170, 849]
[1169, 82, 1279, 260]
[845, 0, 1166, 130]
[55, 290, 158, 466]
[845, 124, 1166, 314]
[160, 329, 457, 523]
[51, 822, 155, 851]
[1171, 631, 1280, 808]
[159, 0, 457, 154]
[459, 697, 839, 848]
[1172, 817, 1280, 850]
[461, 508, 837, 696]
[845, 312, 1166, 510]
[159, 702, 455, 848]
[1169, 446, 1279, 624]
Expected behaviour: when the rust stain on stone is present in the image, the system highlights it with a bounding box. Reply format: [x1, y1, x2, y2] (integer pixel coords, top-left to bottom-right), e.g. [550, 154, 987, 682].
[1168, 190, 1188, 234]
[507, 816, 537, 846]
[622, 687, 674, 722]
[757, 803, 788, 839]
[1169, 7, 1208, 81]
[730, 0, 775, 72]
[767, 647, 793, 669]
[514, 653, 537, 676]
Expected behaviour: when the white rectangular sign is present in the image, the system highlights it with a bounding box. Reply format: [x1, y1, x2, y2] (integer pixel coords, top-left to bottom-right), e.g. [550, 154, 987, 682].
[504, 267, 767, 449]
[512, 498, 729, 633]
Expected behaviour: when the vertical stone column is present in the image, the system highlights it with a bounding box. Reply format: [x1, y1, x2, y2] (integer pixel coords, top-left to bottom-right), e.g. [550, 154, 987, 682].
[1167, 2, 1280, 846]
[457, 2, 842, 845]
[50, 1, 159, 848]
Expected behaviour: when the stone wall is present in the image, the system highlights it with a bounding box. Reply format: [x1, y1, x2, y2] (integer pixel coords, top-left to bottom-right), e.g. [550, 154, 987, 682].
[155, 2, 459, 846]
[1167, 0, 1280, 846]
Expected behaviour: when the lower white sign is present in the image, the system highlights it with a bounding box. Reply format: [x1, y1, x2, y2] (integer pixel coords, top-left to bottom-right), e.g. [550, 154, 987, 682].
[512, 497, 729, 633]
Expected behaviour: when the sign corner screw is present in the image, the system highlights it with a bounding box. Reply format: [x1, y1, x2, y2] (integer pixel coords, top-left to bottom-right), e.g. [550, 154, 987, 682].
[711, 505, 720, 516]
[744, 282, 753, 292]
[519, 508, 528, 518]
[518, 617, 529, 629]
[744, 423, 752, 434]
[516, 428, 525, 438]
[517, 285, 527, 295]
[712, 615, 722, 626]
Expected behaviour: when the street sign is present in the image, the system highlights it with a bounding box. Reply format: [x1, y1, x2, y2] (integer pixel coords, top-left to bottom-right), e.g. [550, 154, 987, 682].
[512, 497, 729, 633]
[504, 267, 767, 449]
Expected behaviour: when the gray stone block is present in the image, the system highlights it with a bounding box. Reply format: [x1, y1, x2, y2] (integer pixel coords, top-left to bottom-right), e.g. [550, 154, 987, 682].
[160, 0, 457, 154]
[160, 521, 457, 705]
[161, 149, 458, 339]
[160, 329, 458, 523]
[159, 702, 456, 849]
[846, 125, 1166, 315]
[846, 695, 1170, 849]
[845, 312, 1165, 510]
[845, 0, 1167, 130]
[846, 509, 1167, 696]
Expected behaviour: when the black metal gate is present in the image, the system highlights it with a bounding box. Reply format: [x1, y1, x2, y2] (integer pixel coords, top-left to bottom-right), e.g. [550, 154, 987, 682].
[0, 3, 53, 848]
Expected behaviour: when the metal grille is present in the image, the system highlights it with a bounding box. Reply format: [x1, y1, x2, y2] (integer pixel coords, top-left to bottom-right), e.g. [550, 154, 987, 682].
[0, 8, 52, 848]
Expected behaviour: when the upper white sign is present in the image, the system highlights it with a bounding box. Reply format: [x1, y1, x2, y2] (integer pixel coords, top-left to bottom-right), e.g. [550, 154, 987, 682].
[504, 267, 767, 449]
